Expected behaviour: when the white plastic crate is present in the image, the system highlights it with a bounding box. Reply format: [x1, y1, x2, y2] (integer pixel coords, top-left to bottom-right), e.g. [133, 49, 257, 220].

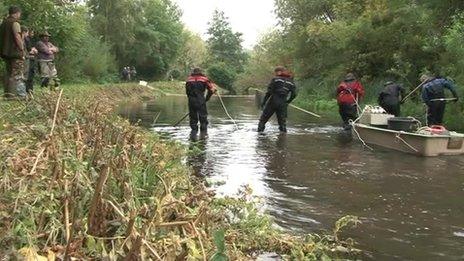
[359, 113, 395, 126]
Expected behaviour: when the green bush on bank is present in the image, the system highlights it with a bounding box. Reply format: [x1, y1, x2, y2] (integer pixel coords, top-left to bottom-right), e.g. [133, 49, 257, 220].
[207, 63, 237, 94]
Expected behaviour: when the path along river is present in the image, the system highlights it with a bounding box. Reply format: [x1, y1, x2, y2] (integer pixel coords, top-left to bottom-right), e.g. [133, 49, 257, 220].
[120, 95, 464, 260]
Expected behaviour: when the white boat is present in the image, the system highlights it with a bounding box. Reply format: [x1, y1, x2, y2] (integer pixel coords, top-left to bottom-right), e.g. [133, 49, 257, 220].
[352, 107, 464, 157]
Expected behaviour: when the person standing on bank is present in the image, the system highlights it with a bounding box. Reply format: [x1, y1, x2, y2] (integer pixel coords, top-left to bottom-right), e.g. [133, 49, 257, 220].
[378, 81, 405, 116]
[24, 28, 38, 94]
[185, 68, 216, 137]
[336, 73, 365, 130]
[130, 66, 137, 81]
[258, 66, 297, 133]
[0, 6, 26, 98]
[36, 31, 60, 89]
[420, 74, 459, 126]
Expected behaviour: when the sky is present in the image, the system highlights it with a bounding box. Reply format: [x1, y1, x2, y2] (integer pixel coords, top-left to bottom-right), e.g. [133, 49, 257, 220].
[173, 0, 277, 49]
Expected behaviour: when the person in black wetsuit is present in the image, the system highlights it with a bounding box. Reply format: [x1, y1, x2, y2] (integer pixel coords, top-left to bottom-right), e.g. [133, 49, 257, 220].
[185, 68, 216, 137]
[420, 74, 459, 126]
[258, 66, 297, 133]
[378, 81, 405, 116]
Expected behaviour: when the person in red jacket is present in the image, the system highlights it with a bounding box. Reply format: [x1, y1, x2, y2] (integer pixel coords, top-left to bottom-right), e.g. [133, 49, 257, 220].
[336, 73, 365, 130]
[185, 68, 216, 138]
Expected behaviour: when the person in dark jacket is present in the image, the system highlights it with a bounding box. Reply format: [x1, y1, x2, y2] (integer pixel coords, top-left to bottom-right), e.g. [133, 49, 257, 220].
[130, 66, 137, 81]
[24, 29, 37, 94]
[185, 68, 216, 136]
[336, 73, 365, 130]
[0, 6, 25, 98]
[378, 81, 405, 116]
[121, 67, 129, 81]
[258, 66, 297, 133]
[420, 74, 459, 126]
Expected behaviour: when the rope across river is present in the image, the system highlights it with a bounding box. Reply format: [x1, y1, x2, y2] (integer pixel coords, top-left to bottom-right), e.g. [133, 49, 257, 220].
[216, 91, 239, 129]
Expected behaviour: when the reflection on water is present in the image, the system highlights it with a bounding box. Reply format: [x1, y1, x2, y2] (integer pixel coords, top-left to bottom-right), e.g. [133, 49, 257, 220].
[119, 96, 464, 260]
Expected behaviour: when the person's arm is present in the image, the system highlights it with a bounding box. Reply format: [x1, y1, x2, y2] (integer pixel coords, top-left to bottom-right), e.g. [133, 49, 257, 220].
[357, 82, 365, 99]
[287, 84, 297, 104]
[12, 22, 24, 56]
[444, 80, 459, 101]
[336, 84, 343, 97]
[50, 43, 59, 53]
[262, 80, 274, 107]
[185, 82, 191, 96]
[36, 41, 49, 54]
[378, 92, 384, 105]
[205, 81, 216, 102]
[421, 87, 430, 104]
[398, 85, 406, 102]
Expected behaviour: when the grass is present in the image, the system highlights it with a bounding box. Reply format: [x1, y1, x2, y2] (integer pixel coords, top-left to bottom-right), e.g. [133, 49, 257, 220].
[0, 83, 362, 260]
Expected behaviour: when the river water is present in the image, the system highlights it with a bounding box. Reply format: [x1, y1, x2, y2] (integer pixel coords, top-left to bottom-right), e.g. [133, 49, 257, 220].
[120, 96, 464, 260]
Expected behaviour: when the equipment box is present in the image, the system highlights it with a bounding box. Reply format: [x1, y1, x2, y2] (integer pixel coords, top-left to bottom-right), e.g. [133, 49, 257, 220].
[359, 113, 395, 126]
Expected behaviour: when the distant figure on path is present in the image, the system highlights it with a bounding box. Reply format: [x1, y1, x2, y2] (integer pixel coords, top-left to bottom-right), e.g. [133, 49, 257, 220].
[420, 74, 459, 126]
[378, 81, 405, 116]
[121, 67, 129, 81]
[336, 73, 365, 130]
[185, 68, 216, 138]
[0, 6, 25, 98]
[130, 66, 137, 81]
[36, 31, 60, 88]
[258, 66, 297, 133]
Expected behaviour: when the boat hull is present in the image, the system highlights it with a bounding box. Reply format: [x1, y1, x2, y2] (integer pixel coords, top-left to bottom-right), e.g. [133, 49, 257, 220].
[353, 124, 464, 157]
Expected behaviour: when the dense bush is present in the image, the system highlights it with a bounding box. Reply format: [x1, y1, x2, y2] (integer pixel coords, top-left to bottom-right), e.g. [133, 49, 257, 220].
[207, 63, 237, 94]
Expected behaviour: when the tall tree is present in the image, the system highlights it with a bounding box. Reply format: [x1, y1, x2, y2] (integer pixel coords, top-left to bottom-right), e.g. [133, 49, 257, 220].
[206, 10, 247, 73]
[88, 0, 184, 79]
[175, 30, 208, 77]
[88, 0, 138, 62]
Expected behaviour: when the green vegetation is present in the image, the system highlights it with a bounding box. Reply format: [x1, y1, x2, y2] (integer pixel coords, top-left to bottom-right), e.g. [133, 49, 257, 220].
[207, 63, 237, 94]
[0, 1, 248, 92]
[0, 84, 361, 259]
[1, 0, 117, 83]
[205, 10, 248, 94]
[88, 0, 183, 79]
[174, 31, 208, 79]
[237, 0, 464, 129]
[0, 0, 184, 82]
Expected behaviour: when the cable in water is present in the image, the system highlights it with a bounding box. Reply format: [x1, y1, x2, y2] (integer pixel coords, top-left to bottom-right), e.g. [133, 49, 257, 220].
[216, 91, 238, 129]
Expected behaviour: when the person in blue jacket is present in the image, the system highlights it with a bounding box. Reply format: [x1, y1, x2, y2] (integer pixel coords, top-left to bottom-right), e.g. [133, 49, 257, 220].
[420, 74, 459, 126]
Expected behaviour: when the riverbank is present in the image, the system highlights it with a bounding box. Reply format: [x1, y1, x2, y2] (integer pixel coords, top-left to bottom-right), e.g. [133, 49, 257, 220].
[0, 83, 360, 260]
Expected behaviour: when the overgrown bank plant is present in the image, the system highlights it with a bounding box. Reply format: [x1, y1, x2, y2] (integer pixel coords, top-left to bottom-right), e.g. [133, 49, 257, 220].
[0, 85, 361, 260]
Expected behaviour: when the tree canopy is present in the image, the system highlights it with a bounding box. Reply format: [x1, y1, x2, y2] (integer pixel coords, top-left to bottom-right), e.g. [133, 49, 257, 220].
[238, 0, 464, 101]
[88, 0, 184, 79]
[0, 0, 186, 82]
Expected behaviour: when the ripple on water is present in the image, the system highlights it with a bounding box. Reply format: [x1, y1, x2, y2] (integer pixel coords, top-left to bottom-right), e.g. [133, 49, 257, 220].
[304, 125, 343, 134]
